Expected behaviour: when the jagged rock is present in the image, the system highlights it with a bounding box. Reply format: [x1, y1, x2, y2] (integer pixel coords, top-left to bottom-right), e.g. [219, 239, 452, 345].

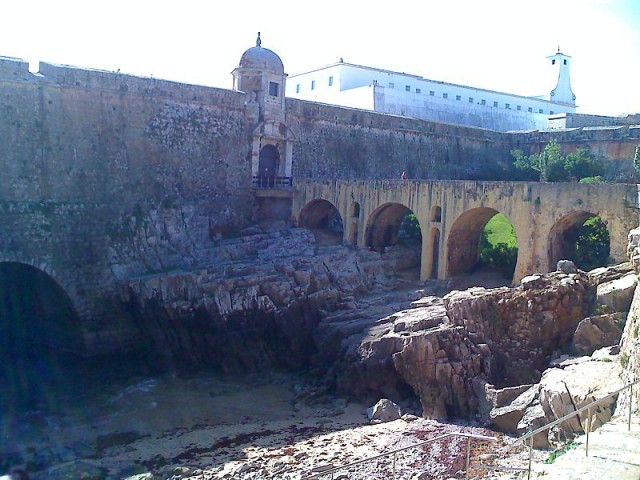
[596, 273, 637, 312]
[489, 384, 539, 433]
[572, 313, 625, 355]
[520, 274, 545, 290]
[557, 260, 577, 274]
[366, 399, 402, 423]
[41, 460, 108, 480]
[589, 262, 633, 285]
[534, 358, 623, 438]
[516, 402, 548, 448]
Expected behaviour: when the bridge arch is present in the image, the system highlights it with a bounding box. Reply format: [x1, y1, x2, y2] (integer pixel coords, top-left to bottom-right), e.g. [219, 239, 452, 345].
[446, 207, 519, 280]
[298, 199, 344, 242]
[0, 261, 83, 409]
[548, 211, 610, 270]
[365, 202, 421, 252]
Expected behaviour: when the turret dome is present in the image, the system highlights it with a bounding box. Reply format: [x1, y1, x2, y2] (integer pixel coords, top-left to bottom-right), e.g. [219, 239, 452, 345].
[239, 33, 284, 74]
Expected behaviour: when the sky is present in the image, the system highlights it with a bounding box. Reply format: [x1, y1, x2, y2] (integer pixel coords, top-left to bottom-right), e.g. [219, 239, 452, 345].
[2, 0, 639, 116]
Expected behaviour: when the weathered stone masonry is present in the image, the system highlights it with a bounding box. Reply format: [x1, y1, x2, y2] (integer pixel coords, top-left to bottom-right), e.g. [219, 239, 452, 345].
[1, 53, 639, 356]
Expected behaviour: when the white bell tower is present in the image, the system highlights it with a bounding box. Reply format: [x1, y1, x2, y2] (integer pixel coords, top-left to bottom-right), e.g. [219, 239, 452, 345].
[547, 48, 576, 106]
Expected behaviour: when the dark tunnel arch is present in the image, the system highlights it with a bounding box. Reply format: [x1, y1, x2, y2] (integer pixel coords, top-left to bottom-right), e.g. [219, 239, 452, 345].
[447, 208, 519, 279]
[298, 199, 344, 242]
[0, 262, 83, 410]
[548, 211, 611, 271]
[365, 202, 423, 252]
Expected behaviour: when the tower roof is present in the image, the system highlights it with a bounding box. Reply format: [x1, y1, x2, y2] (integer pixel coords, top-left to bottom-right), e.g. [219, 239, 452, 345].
[239, 33, 284, 75]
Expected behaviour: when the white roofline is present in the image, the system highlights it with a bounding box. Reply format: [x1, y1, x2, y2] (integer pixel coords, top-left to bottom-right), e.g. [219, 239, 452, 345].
[289, 61, 572, 107]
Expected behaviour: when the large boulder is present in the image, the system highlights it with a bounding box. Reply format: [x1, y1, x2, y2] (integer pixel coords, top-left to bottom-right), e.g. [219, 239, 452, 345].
[533, 357, 623, 440]
[572, 313, 625, 355]
[367, 398, 402, 423]
[489, 384, 539, 433]
[596, 273, 637, 313]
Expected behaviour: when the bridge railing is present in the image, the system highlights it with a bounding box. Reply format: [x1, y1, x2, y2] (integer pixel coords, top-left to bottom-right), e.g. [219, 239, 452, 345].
[252, 175, 292, 189]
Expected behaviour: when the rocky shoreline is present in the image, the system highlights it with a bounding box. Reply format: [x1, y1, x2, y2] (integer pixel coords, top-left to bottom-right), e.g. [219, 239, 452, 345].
[2, 225, 636, 479]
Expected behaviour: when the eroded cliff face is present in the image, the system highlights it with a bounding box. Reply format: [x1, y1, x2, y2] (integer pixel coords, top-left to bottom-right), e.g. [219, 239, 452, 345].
[123, 223, 632, 423]
[125, 227, 420, 373]
[320, 271, 597, 420]
[617, 228, 640, 415]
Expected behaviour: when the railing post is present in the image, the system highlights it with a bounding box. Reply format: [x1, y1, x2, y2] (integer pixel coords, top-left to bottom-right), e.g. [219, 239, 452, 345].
[586, 406, 591, 457]
[392, 451, 396, 480]
[527, 436, 533, 480]
[465, 436, 471, 480]
[630, 384, 634, 432]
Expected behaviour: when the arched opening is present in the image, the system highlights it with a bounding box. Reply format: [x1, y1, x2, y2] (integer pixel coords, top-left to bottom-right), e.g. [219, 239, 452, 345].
[447, 209, 518, 285]
[431, 206, 442, 222]
[298, 199, 344, 245]
[258, 144, 280, 187]
[365, 203, 422, 278]
[0, 262, 83, 411]
[430, 228, 441, 279]
[549, 212, 610, 271]
[350, 202, 361, 244]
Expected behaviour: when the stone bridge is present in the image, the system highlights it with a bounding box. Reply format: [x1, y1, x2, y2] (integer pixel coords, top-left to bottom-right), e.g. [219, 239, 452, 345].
[291, 179, 640, 282]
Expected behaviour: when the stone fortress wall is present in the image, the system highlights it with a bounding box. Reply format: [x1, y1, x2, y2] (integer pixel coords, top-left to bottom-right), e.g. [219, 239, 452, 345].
[0, 54, 639, 354]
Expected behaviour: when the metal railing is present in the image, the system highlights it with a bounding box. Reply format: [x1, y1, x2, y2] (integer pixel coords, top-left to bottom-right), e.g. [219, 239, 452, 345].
[300, 379, 637, 480]
[301, 431, 497, 480]
[518, 378, 639, 479]
[252, 175, 292, 188]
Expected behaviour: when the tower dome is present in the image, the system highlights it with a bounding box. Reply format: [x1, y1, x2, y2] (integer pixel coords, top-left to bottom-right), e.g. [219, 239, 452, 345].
[238, 33, 284, 75]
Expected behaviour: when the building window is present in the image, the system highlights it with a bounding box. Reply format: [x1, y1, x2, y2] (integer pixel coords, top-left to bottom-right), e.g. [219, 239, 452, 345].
[295, 83, 300, 93]
[564, 59, 567, 65]
[538, 108, 543, 113]
[468, 97, 474, 103]
[528, 107, 533, 113]
[493, 101, 499, 107]
[328, 76, 333, 86]
[517, 105, 521, 111]
[389, 82, 394, 88]
[481, 99, 486, 105]
[550, 111, 554, 114]
[443, 93, 448, 99]
[505, 103, 511, 109]
[429, 90, 435, 96]
[416, 88, 421, 94]
[268, 81, 279, 97]
[405, 85, 411, 92]
[456, 95, 461, 101]
[552, 59, 556, 65]
[311, 80, 315, 90]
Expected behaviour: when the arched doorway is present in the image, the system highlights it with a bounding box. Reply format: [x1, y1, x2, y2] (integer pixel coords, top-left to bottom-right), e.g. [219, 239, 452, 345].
[0, 262, 82, 410]
[365, 202, 422, 278]
[549, 212, 610, 271]
[258, 144, 280, 187]
[430, 228, 440, 279]
[447, 208, 518, 284]
[350, 202, 361, 244]
[298, 199, 344, 244]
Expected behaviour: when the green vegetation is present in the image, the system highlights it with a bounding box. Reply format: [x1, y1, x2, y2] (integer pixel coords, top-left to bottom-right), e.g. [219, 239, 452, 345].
[578, 176, 604, 184]
[544, 441, 579, 464]
[511, 140, 604, 182]
[399, 213, 422, 243]
[567, 216, 611, 271]
[634, 144, 640, 180]
[479, 213, 517, 279]
[620, 352, 629, 368]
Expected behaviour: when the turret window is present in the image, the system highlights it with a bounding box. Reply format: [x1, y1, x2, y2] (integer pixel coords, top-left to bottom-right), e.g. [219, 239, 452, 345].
[328, 76, 333, 86]
[269, 81, 279, 97]
[311, 80, 315, 90]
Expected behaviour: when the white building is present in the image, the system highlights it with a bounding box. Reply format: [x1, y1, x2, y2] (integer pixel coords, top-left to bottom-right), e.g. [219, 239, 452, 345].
[286, 50, 577, 131]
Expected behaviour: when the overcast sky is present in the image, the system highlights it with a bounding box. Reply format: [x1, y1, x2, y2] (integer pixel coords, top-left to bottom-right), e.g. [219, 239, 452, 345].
[2, 0, 639, 116]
